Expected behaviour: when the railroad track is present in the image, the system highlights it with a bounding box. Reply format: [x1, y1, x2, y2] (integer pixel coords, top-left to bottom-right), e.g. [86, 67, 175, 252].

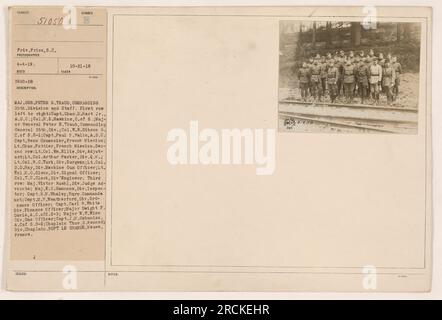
[278, 100, 418, 134]
[280, 99, 418, 113]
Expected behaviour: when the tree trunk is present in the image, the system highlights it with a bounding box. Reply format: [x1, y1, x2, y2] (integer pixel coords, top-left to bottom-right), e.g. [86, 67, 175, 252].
[326, 22, 332, 48]
[312, 22, 316, 45]
[351, 22, 361, 46]
[404, 23, 411, 41]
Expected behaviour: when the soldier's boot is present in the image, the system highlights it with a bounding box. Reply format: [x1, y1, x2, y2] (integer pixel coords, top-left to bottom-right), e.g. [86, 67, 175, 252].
[347, 91, 352, 103]
[388, 91, 394, 105]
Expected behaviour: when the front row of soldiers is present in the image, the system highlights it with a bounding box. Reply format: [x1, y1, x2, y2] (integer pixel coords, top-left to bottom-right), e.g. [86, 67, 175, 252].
[297, 51, 402, 105]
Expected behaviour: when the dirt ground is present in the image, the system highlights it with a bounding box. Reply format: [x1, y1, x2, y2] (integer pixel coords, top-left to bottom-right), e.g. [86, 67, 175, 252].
[279, 72, 420, 109]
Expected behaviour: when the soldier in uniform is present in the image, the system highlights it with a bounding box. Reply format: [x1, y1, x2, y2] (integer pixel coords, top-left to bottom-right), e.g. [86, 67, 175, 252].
[326, 52, 332, 61]
[297, 62, 311, 102]
[309, 59, 322, 101]
[378, 53, 385, 68]
[348, 51, 355, 63]
[369, 58, 383, 105]
[365, 57, 372, 99]
[382, 61, 396, 105]
[391, 56, 402, 101]
[378, 54, 385, 95]
[343, 59, 356, 103]
[307, 57, 315, 96]
[320, 57, 328, 100]
[365, 57, 373, 99]
[353, 57, 360, 97]
[355, 57, 370, 104]
[339, 50, 346, 59]
[326, 59, 339, 103]
[336, 56, 345, 98]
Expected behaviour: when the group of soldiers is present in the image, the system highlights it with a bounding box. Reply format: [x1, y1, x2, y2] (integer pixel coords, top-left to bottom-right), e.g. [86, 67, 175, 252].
[296, 49, 402, 105]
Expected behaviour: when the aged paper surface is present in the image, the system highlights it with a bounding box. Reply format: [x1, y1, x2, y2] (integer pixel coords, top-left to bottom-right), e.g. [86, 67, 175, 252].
[6, 6, 432, 291]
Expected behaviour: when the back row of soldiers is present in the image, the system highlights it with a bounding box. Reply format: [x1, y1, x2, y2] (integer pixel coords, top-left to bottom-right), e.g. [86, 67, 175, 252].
[297, 49, 402, 105]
